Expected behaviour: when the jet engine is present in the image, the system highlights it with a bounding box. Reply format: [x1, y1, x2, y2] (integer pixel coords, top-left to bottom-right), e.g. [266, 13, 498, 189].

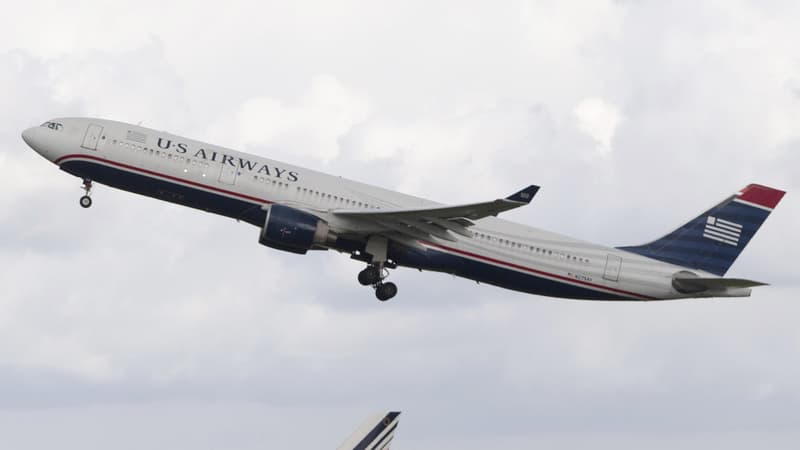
[259, 204, 335, 254]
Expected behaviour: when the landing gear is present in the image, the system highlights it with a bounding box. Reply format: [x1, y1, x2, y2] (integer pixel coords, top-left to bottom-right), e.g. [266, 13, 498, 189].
[376, 282, 398, 302]
[79, 178, 93, 208]
[358, 266, 381, 285]
[357, 263, 398, 301]
[357, 236, 399, 301]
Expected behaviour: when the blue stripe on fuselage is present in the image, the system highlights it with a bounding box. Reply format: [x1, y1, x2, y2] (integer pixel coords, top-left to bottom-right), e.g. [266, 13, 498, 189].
[61, 159, 267, 226]
[389, 244, 634, 300]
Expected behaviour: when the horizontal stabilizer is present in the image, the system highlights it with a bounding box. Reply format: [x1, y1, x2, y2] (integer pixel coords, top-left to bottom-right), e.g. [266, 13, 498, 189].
[672, 273, 767, 294]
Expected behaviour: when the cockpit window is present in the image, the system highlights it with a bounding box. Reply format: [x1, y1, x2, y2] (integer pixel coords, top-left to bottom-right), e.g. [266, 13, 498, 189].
[40, 121, 63, 131]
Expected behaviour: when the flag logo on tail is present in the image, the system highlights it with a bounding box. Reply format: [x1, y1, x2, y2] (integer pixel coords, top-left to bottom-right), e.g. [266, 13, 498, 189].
[703, 216, 742, 246]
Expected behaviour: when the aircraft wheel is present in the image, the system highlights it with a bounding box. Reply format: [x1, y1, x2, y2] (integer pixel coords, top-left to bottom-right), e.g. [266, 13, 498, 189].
[79, 195, 92, 208]
[375, 282, 398, 301]
[358, 266, 380, 286]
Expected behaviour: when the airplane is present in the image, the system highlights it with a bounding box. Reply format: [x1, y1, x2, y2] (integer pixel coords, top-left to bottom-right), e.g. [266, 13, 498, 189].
[337, 411, 400, 450]
[22, 118, 785, 302]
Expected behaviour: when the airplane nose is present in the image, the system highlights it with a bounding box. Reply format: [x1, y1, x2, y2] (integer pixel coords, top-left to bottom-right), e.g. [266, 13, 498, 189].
[21, 127, 36, 148]
[21, 125, 58, 162]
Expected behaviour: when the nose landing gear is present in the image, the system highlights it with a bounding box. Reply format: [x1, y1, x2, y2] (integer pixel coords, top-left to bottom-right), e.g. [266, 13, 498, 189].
[358, 263, 398, 301]
[79, 178, 93, 208]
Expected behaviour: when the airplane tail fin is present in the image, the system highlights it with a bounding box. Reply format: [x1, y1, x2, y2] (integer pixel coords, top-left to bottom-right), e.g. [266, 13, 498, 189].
[336, 411, 401, 450]
[620, 184, 785, 276]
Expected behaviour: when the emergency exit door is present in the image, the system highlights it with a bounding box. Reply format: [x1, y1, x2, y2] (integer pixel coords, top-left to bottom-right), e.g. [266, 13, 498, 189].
[81, 123, 103, 150]
[218, 164, 238, 185]
[603, 254, 622, 282]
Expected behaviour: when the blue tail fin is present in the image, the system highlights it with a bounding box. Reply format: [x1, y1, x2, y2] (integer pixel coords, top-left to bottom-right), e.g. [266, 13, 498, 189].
[620, 184, 785, 276]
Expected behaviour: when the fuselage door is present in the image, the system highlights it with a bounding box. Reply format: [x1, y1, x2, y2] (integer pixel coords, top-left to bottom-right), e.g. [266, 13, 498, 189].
[603, 254, 622, 282]
[81, 123, 104, 150]
[218, 164, 238, 185]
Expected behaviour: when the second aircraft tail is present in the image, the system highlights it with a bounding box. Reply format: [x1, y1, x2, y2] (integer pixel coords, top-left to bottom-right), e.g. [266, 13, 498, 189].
[336, 411, 401, 450]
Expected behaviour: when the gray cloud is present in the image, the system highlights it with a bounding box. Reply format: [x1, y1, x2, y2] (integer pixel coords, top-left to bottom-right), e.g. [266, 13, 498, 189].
[2, 1, 800, 449]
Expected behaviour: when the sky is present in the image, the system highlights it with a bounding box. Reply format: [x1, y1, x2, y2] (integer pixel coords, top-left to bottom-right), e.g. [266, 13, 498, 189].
[1, 1, 800, 448]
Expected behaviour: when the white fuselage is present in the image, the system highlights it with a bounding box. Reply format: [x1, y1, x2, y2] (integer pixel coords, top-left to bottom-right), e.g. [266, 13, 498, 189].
[23, 117, 732, 301]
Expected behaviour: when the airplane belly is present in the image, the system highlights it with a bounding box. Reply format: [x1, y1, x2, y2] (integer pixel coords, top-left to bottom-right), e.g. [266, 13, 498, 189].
[59, 158, 267, 226]
[391, 242, 649, 300]
[389, 243, 463, 275]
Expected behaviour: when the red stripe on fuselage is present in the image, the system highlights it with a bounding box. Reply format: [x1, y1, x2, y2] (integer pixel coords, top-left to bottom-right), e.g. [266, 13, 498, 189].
[55, 153, 273, 205]
[423, 242, 655, 300]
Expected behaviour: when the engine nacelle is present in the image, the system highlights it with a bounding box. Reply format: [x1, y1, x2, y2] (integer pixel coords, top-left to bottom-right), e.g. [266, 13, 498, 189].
[259, 204, 334, 254]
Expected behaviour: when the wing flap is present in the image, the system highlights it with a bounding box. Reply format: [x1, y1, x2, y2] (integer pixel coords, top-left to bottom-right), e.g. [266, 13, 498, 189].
[399, 219, 458, 242]
[374, 219, 431, 242]
[425, 217, 474, 238]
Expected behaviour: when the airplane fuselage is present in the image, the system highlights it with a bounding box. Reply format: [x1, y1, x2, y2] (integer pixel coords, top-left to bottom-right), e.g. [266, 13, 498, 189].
[22, 118, 775, 301]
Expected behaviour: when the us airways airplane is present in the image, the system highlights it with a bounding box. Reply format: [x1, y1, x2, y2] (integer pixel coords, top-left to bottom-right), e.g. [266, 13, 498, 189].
[22, 118, 785, 301]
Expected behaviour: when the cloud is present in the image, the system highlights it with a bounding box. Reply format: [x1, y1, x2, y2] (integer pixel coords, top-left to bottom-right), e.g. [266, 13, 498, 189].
[2, 1, 800, 449]
[574, 97, 621, 154]
[224, 74, 370, 164]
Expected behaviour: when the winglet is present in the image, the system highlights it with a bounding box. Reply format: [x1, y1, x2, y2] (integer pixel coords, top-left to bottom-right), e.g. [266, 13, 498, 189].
[506, 185, 540, 204]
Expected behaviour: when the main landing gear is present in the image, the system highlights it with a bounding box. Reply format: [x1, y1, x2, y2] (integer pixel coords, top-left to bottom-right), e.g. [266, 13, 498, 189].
[355, 236, 398, 301]
[79, 178, 93, 208]
[358, 263, 398, 301]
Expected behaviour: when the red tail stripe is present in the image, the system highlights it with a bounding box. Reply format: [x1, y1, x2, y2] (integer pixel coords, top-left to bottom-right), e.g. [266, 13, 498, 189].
[738, 184, 786, 209]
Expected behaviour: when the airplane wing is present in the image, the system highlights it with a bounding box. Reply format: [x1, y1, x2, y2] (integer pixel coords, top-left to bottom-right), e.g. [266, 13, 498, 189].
[333, 185, 539, 242]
